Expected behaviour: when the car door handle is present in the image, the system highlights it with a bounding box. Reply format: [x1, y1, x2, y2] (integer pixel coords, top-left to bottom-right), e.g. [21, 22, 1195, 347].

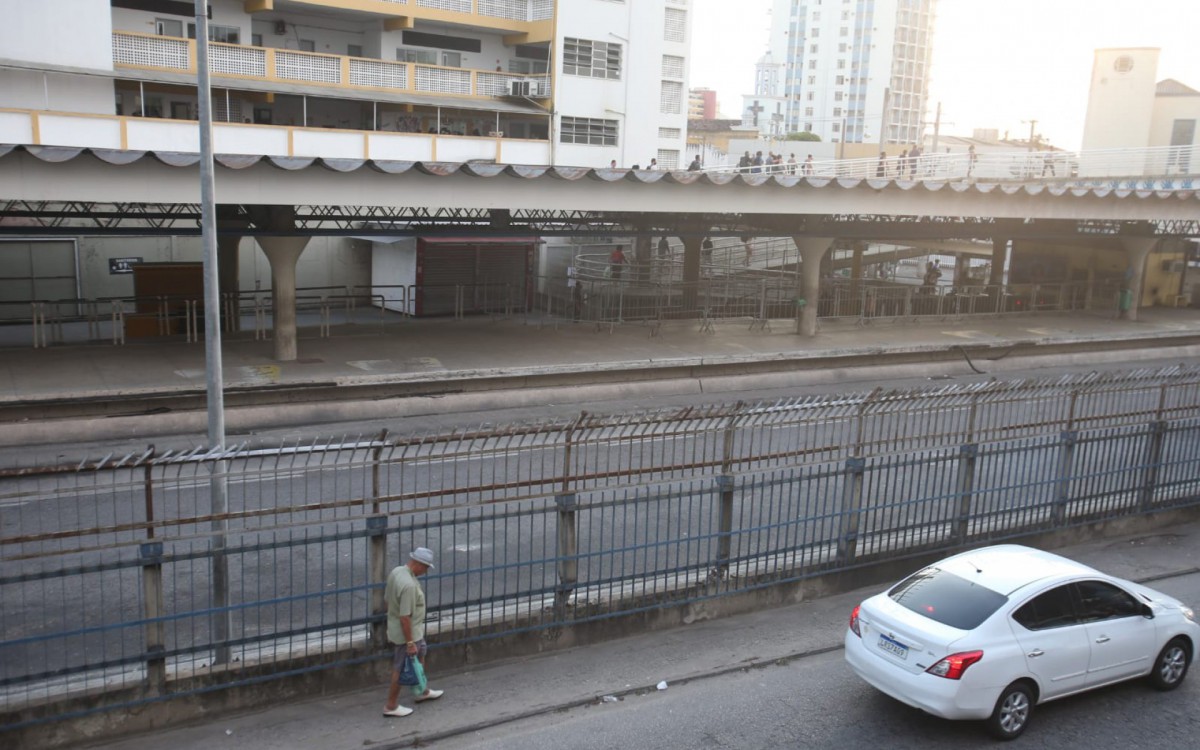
[1095, 636, 1111, 644]
[1027, 649, 1044, 658]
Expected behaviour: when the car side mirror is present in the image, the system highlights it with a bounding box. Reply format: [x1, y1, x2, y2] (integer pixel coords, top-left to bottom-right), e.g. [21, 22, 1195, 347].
[1141, 604, 1155, 619]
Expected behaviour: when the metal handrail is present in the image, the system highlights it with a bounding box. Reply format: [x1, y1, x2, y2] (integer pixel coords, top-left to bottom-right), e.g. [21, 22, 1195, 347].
[705, 144, 1200, 183]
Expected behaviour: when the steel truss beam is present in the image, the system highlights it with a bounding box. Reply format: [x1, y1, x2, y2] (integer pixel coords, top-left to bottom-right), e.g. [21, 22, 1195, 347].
[1, 202, 1196, 240]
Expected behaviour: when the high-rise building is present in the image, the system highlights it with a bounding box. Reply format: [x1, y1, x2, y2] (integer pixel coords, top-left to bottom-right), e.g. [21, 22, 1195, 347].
[0, 0, 693, 169]
[689, 87, 718, 120]
[764, 0, 936, 145]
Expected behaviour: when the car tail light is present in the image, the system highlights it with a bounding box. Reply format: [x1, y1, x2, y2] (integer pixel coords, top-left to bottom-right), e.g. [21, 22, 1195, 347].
[849, 605, 861, 637]
[926, 651, 983, 680]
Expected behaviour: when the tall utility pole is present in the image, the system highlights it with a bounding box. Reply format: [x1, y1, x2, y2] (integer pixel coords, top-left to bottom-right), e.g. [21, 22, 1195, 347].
[930, 101, 942, 154]
[194, 0, 231, 665]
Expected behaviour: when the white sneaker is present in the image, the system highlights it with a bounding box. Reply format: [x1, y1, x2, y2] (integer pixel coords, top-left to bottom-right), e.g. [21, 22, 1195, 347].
[415, 688, 444, 703]
[383, 704, 414, 717]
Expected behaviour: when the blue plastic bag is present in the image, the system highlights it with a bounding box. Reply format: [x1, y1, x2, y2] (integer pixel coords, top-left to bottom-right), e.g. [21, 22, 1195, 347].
[398, 653, 427, 694]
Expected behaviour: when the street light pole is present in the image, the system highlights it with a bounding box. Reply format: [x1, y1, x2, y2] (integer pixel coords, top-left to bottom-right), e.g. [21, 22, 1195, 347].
[194, 0, 231, 665]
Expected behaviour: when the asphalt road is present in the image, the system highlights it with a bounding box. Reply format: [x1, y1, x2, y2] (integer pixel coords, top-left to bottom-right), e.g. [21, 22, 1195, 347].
[441, 573, 1200, 750]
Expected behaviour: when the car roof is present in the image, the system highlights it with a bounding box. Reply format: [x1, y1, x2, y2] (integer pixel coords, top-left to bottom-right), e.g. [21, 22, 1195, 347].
[931, 545, 1103, 596]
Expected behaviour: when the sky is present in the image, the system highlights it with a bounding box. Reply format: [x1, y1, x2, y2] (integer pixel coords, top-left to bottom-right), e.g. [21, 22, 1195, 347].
[690, 0, 1200, 150]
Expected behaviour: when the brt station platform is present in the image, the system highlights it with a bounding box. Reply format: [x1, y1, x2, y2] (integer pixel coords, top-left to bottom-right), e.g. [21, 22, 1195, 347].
[1, 144, 1199, 440]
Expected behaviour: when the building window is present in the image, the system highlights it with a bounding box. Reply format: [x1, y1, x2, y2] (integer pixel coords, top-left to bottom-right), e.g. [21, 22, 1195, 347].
[834, 92, 843, 101]
[836, 75, 845, 85]
[564, 37, 622, 80]
[811, 28, 820, 37]
[659, 127, 682, 139]
[810, 44, 818, 53]
[805, 107, 813, 116]
[299, 39, 315, 52]
[838, 43, 847, 52]
[187, 23, 241, 45]
[347, 44, 363, 57]
[807, 75, 816, 84]
[398, 48, 438, 65]
[657, 149, 680, 170]
[840, 26, 848, 36]
[251, 33, 263, 47]
[837, 59, 846, 69]
[560, 116, 618, 146]
[832, 122, 841, 132]
[155, 18, 183, 37]
[661, 55, 685, 79]
[509, 58, 548, 74]
[808, 60, 817, 69]
[807, 92, 814, 100]
[660, 80, 683, 114]
[664, 8, 687, 43]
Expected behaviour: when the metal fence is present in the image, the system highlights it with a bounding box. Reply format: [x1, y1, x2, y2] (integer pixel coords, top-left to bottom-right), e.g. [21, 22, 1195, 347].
[3, 366, 1200, 731]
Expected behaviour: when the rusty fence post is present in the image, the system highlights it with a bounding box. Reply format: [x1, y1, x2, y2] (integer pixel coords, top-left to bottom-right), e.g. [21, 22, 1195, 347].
[954, 443, 979, 544]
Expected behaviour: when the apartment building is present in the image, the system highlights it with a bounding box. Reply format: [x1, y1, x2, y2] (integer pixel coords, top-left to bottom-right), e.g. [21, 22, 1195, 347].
[0, 0, 693, 169]
[760, 0, 936, 145]
[0, 1, 695, 314]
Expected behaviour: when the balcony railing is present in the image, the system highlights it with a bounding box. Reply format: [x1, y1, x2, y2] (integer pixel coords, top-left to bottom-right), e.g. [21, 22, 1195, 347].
[376, 0, 554, 21]
[111, 31, 550, 101]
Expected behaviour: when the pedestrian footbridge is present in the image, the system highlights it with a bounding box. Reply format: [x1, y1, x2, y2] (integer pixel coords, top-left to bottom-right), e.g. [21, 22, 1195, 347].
[0, 143, 1197, 360]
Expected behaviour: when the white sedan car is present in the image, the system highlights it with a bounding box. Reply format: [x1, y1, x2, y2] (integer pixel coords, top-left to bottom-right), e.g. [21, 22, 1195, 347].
[844, 544, 1198, 740]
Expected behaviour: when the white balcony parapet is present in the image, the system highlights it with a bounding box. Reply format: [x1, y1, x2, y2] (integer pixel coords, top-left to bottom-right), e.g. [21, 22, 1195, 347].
[111, 32, 549, 101]
[349, 58, 409, 90]
[113, 32, 191, 71]
[0, 108, 552, 165]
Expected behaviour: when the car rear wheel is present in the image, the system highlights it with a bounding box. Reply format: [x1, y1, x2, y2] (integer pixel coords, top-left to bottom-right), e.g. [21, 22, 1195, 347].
[985, 681, 1034, 741]
[1149, 638, 1191, 691]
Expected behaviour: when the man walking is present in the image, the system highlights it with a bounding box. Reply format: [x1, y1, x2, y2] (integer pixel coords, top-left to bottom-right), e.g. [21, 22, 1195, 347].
[382, 547, 443, 717]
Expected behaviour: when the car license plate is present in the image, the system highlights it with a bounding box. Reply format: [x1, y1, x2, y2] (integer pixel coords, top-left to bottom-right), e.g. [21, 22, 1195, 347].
[877, 634, 909, 660]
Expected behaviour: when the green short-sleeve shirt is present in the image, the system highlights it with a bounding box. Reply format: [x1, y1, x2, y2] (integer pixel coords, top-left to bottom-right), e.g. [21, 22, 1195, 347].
[385, 565, 426, 645]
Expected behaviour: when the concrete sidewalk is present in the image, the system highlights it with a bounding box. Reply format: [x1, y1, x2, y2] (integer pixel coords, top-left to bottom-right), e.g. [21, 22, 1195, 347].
[86, 515, 1200, 750]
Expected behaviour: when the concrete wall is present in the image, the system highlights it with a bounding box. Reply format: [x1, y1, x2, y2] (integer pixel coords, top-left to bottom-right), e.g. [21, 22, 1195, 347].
[0, 71, 114, 116]
[2, 0, 113, 71]
[1082, 48, 1161, 151]
[75, 236, 370, 300]
[1150, 91, 1200, 152]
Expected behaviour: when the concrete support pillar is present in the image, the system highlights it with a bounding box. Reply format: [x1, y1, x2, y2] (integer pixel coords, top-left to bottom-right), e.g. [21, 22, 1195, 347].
[989, 238, 1007, 286]
[954, 252, 968, 289]
[850, 242, 864, 293]
[634, 233, 652, 285]
[217, 206, 249, 333]
[1120, 238, 1158, 321]
[681, 235, 703, 311]
[217, 235, 242, 331]
[792, 237, 835, 336]
[257, 236, 311, 361]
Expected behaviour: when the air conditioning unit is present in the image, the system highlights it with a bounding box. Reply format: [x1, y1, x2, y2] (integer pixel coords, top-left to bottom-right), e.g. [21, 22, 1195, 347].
[273, 20, 287, 35]
[509, 80, 532, 97]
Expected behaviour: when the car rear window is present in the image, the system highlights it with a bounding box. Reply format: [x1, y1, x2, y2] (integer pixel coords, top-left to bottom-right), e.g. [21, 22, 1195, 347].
[888, 567, 1008, 630]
